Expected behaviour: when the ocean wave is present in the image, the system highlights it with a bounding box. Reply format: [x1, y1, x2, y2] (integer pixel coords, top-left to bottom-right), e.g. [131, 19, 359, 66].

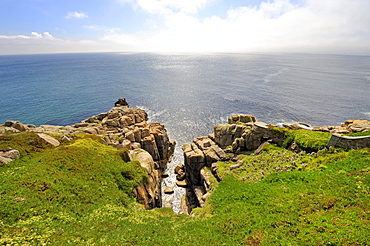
[276, 121, 313, 130]
[263, 67, 289, 83]
[136, 105, 166, 122]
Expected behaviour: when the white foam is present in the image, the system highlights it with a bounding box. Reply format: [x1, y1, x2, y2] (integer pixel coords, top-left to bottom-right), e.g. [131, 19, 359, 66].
[362, 112, 370, 118]
[263, 67, 288, 83]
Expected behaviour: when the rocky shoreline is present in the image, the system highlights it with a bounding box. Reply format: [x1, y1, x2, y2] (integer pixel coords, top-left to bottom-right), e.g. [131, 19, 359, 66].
[1, 98, 175, 210]
[1, 99, 370, 213]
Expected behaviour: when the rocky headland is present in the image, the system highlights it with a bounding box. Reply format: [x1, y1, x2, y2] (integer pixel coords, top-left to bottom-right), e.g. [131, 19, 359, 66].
[0, 98, 175, 209]
[1, 99, 370, 213]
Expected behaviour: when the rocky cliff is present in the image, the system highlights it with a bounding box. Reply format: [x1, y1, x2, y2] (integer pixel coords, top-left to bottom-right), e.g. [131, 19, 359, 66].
[180, 114, 370, 213]
[2, 103, 370, 213]
[0, 98, 175, 209]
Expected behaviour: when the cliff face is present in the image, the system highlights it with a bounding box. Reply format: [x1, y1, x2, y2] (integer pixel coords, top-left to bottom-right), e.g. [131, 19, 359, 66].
[77, 98, 176, 209]
[181, 114, 370, 213]
[181, 114, 284, 212]
[0, 98, 176, 209]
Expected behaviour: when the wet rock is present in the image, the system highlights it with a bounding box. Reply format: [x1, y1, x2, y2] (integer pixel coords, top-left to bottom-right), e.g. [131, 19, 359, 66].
[174, 163, 186, 181]
[180, 194, 190, 215]
[164, 186, 175, 194]
[176, 180, 188, 188]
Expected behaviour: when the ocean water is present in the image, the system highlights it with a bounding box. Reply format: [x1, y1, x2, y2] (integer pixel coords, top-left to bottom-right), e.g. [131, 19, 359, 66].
[1, 52, 369, 211]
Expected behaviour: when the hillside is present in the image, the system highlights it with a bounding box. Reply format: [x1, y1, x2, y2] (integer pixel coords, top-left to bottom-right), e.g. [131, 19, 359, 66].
[1, 131, 369, 245]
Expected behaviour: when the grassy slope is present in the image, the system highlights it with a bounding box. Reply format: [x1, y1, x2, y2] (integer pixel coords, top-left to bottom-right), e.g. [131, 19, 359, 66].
[0, 135, 149, 245]
[205, 149, 370, 245]
[0, 133, 369, 245]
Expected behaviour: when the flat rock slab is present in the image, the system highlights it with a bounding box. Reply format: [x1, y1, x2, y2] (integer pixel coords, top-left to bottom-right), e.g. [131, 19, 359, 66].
[164, 186, 174, 194]
[37, 133, 60, 147]
[176, 180, 188, 188]
[0, 156, 13, 164]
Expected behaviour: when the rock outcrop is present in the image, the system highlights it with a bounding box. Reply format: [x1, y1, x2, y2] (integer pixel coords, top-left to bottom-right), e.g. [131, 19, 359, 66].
[129, 149, 162, 209]
[182, 114, 286, 211]
[327, 133, 370, 149]
[0, 98, 175, 210]
[313, 119, 370, 134]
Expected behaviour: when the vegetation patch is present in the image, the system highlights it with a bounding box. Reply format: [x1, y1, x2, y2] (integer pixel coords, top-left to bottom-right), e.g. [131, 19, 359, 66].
[278, 128, 332, 152]
[344, 130, 370, 137]
[204, 148, 370, 245]
[217, 144, 348, 183]
[0, 132, 55, 156]
[1, 132, 369, 245]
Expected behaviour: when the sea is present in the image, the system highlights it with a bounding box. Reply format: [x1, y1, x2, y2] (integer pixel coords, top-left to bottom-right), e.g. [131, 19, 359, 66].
[1, 52, 369, 212]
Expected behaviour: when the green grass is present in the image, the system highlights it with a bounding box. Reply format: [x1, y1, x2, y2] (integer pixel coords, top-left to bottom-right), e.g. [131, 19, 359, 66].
[203, 148, 370, 245]
[277, 128, 332, 152]
[217, 144, 348, 183]
[1, 132, 369, 245]
[0, 132, 55, 157]
[0, 137, 149, 245]
[344, 130, 370, 137]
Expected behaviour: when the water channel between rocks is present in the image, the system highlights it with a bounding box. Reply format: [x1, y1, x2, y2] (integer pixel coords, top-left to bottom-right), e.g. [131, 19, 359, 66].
[161, 147, 185, 214]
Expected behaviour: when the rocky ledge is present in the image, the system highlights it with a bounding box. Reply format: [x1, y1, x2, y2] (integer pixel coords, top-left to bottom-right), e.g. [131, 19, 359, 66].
[0, 98, 175, 209]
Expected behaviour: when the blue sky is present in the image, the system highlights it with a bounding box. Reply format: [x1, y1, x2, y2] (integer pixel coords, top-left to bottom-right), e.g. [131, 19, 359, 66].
[0, 0, 369, 55]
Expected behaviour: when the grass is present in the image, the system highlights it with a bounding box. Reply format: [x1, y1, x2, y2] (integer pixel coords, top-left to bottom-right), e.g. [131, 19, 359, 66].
[216, 144, 348, 183]
[344, 130, 370, 137]
[203, 148, 370, 245]
[275, 128, 332, 152]
[0, 136, 149, 245]
[0, 132, 55, 157]
[0, 132, 369, 245]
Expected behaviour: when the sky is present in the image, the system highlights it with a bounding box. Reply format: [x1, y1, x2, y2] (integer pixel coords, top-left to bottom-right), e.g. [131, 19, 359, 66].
[0, 0, 370, 55]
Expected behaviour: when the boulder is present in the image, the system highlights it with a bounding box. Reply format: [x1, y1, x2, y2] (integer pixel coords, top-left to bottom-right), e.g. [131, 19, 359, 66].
[343, 119, 370, 133]
[174, 163, 186, 181]
[176, 180, 188, 188]
[228, 114, 256, 124]
[0, 156, 13, 164]
[129, 149, 154, 174]
[1, 99, 176, 211]
[37, 133, 60, 147]
[0, 149, 20, 160]
[115, 97, 129, 107]
[4, 121, 27, 132]
[164, 186, 175, 194]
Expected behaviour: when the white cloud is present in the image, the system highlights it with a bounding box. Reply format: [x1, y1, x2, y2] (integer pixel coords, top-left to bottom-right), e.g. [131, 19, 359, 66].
[84, 25, 121, 34]
[119, 0, 210, 14]
[0, 32, 122, 55]
[2, 0, 370, 55]
[31, 32, 43, 38]
[112, 0, 370, 54]
[1, 32, 55, 40]
[65, 11, 89, 19]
